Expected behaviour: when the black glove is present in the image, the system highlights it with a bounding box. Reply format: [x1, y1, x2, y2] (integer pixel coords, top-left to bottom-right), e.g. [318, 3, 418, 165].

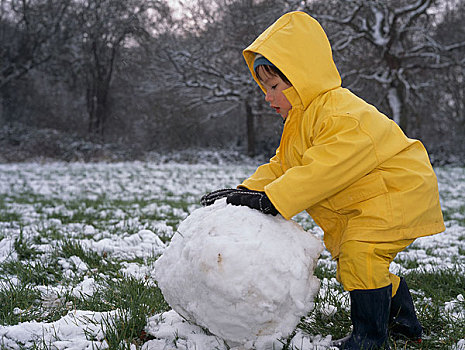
[201, 188, 241, 206]
[226, 190, 279, 216]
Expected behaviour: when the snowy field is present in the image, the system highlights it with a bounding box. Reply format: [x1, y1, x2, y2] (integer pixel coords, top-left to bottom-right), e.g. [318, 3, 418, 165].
[0, 161, 464, 349]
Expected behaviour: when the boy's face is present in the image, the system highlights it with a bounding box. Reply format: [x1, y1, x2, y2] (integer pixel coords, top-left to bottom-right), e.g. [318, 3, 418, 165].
[256, 66, 292, 119]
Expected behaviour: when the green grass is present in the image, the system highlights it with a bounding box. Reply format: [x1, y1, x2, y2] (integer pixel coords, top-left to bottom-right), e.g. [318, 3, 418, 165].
[1, 259, 62, 286]
[0, 281, 42, 325]
[0, 197, 21, 222]
[441, 205, 465, 225]
[416, 302, 465, 349]
[14, 230, 39, 260]
[99, 276, 169, 348]
[313, 264, 336, 281]
[72, 275, 170, 348]
[57, 239, 122, 276]
[0, 163, 463, 349]
[33, 224, 67, 243]
[29, 195, 189, 237]
[298, 288, 351, 341]
[407, 267, 465, 302]
[388, 270, 465, 349]
[0, 211, 21, 222]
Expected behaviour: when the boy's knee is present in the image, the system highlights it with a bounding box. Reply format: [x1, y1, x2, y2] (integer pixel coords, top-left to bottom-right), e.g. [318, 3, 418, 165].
[337, 240, 391, 291]
[336, 239, 414, 291]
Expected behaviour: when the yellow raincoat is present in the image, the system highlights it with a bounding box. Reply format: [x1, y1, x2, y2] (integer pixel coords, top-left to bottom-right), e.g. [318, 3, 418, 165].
[241, 11, 445, 258]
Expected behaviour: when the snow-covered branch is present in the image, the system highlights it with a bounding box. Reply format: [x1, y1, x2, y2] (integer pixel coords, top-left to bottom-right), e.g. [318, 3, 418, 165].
[395, 0, 432, 36]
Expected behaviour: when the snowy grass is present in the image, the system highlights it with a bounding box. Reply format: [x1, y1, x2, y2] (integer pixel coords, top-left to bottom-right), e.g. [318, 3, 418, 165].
[0, 162, 464, 349]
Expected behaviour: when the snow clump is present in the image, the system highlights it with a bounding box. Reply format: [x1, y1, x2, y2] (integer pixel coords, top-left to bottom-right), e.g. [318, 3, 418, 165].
[154, 198, 323, 348]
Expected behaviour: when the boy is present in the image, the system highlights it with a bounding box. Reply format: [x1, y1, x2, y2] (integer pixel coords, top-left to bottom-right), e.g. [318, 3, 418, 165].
[201, 11, 445, 350]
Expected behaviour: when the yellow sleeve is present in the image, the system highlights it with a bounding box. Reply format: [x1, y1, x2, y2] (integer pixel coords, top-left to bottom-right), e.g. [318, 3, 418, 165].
[240, 152, 284, 191]
[265, 115, 380, 219]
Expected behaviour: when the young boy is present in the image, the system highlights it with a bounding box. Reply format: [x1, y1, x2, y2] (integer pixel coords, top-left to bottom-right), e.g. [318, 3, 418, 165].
[201, 11, 445, 350]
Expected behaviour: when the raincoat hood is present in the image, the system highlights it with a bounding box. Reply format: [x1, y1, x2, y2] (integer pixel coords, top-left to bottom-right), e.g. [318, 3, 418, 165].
[243, 11, 341, 108]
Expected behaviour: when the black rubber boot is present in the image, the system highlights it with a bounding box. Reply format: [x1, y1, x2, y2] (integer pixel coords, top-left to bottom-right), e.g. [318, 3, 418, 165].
[340, 285, 392, 350]
[389, 277, 422, 341]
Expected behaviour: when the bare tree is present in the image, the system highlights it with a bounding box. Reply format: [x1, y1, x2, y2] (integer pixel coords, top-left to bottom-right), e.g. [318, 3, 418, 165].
[150, 0, 292, 156]
[0, 0, 74, 123]
[3, 0, 463, 162]
[417, 0, 465, 162]
[0, 0, 73, 89]
[73, 0, 171, 138]
[300, 0, 465, 133]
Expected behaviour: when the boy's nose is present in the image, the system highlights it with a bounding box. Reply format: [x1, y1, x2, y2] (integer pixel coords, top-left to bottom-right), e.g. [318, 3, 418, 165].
[265, 92, 272, 102]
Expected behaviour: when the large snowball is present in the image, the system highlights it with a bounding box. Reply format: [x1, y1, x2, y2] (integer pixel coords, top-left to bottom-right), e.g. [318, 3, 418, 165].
[154, 199, 323, 347]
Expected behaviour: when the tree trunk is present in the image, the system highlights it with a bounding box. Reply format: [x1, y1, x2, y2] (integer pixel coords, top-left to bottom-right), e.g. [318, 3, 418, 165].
[387, 83, 410, 133]
[245, 100, 255, 157]
[87, 77, 109, 139]
[387, 86, 401, 126]
[0, 95, 3, 125]
[87, 86, 97, 134]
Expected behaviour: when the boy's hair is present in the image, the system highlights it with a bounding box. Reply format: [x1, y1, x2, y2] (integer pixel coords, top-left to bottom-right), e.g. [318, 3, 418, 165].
[254, 65, 291, 86]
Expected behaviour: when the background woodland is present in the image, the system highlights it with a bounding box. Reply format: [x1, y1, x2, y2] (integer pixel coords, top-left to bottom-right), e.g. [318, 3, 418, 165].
[1, 0, 464, 164]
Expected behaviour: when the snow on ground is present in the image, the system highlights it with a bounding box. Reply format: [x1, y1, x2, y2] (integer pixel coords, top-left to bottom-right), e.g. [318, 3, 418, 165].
[142, 310, 335, 350]
[0, 310, 116, 350]
[0, 162, 463, 349]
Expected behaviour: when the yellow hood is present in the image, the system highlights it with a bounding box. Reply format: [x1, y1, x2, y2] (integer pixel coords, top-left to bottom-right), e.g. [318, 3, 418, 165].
[243, 11, 341, 108]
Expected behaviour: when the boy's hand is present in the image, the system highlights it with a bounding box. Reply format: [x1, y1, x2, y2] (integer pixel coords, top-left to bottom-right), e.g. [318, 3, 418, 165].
[226, 190, 279, 216]
[201, 188, 241, 206]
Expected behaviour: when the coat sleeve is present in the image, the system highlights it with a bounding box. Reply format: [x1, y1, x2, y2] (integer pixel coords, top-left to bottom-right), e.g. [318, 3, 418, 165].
[240, 151, 284, 191]
[265, 115, 382, 219]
